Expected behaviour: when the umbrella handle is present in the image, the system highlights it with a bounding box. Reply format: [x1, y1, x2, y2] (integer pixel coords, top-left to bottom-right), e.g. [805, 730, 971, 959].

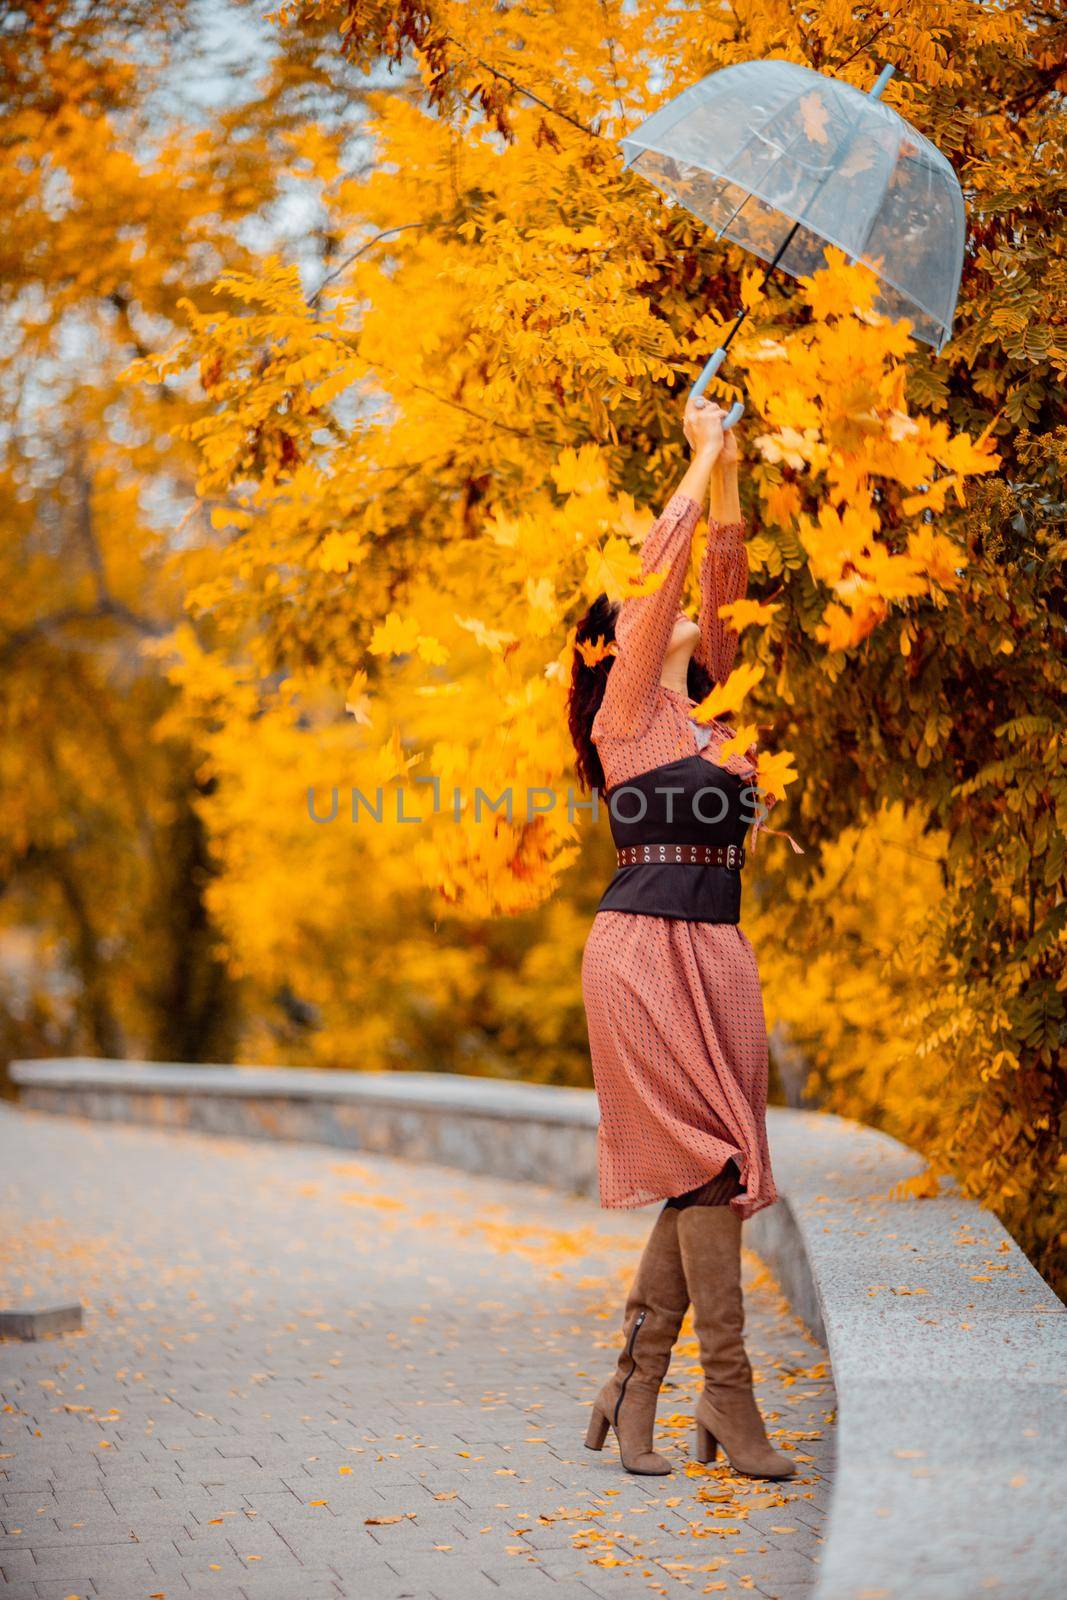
[689, 348, 745, 430]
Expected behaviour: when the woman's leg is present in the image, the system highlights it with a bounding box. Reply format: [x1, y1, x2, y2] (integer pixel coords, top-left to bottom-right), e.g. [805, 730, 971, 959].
[585, 1201, 690, 1474]
[673, 1161, 796, 1479]
[665, 1157, 745, 1209]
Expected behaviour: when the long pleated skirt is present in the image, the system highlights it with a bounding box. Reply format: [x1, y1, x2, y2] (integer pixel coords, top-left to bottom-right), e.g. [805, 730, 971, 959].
[581, 909, 778, 1220]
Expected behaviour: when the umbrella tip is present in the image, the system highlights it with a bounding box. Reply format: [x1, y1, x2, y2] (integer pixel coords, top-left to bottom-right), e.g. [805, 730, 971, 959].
[869, 62, 896, 100]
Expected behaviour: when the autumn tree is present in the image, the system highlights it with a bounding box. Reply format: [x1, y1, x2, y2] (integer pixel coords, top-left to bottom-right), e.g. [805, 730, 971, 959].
[0, 1, 375, 1064]
[128, 0, 1064, 1287]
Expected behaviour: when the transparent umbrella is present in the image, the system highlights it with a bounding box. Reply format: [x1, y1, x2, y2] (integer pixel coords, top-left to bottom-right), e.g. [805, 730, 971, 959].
[620, 59, 966, 426]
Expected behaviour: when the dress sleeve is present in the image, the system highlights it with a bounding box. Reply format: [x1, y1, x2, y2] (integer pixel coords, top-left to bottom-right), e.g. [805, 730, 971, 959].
[694, 516, 747, 686]
[594, 491, 702, 741]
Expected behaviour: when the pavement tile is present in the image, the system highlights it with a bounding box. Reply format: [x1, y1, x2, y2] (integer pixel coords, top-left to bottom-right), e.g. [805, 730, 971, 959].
[1, 1104, 834, 1600]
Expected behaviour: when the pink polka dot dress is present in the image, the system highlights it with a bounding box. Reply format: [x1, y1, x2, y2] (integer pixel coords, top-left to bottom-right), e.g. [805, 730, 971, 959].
[581, 490, 779, 1220]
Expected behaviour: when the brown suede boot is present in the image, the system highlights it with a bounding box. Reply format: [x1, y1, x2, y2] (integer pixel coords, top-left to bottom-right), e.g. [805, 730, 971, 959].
[584, 1204, 689, 1475]
[676, 1205, 796, 1480]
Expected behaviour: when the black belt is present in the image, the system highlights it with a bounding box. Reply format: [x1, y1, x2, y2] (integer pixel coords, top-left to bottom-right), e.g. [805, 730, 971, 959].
[616, 843, 745, 869]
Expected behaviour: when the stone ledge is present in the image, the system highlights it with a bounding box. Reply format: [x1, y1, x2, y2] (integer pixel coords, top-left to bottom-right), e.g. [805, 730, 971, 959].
[10, 1056, 1067, 1600]
[10, 1055, 598, 1119]
[10, 1056, 600, 1196]
[0, 1301, 83, 1340]
[746, 1110, 1067, 1600]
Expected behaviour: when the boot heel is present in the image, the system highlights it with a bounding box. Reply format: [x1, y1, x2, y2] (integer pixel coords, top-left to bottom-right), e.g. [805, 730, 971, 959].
[584, 1406, 610, 1451]
[694, 1419, 718, 1464]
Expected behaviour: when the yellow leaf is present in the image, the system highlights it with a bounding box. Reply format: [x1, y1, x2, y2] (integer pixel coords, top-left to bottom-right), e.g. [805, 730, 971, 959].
[318, 532, 364, 574]
[551, 444, 607, 495]
[754, 426, 818, 471]
[906, 527, 966, 587]
[718, 723, 759, 763]
[454, 615, 517, 653]
[740, 268, 766, 311]
[576, 634, 616, 667]
[901, 475, 958, 516]
[692, 662, 765, 722]
[798, 245, 879, 320]
[415, 632, 449, 665]
[209, 506, 253, 531]
[717, 598, 779, 630]
[761, 480, 801, 527]
[815, 597, 887, 649]
[935, 431, 1001, 477]
[755, 748, 798, 800]
[889, 1169, 942, 1201]
[368, 611, 420, 656]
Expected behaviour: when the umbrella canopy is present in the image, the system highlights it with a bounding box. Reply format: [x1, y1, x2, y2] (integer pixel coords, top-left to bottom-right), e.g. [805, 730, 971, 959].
[621, 58, 965, 354]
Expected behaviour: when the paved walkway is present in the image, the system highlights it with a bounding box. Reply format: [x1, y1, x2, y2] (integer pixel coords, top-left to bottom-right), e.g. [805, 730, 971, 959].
[0, 1105, 835, 1600]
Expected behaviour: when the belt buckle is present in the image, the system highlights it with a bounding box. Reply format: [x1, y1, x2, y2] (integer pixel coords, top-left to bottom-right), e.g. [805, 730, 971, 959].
[726, 844, 739, 869]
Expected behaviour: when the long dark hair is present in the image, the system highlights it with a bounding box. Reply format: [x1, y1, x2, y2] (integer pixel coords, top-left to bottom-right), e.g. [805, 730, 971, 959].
[566, 594, 715, 793]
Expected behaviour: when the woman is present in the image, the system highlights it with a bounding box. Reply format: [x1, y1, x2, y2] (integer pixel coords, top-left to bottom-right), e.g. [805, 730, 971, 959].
[567, 394, 795, 1482]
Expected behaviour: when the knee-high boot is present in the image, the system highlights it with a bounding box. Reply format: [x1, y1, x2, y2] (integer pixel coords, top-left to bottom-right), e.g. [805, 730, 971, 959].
[583, 1204, 689, 1475]
[675, 1205, 796, 1479]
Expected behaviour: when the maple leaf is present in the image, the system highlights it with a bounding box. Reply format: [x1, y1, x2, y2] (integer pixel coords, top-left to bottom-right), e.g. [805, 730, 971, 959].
[934, 431, 1001, 477]
[318, 531, 364, 573]
[576, 634, 616, 667]
[585, 537, 666, 601]
[798, 246, 879, 320]
[815, 599, 879, 649]
[755, 748, 798, 800]
[753, 427, 818, 471]
[717, 723, 760, 762]
[551, 443, 608, 495]
[852, 546, 928, 601]
[368, 611, 421, 656]
[761, 480, 801, 528]
[692, 662, 765, 722]
[717, 598, 779, 630]
[906, 527, 966, 587]
[454, 615, 518, 652]
[901, 475, 959, 516]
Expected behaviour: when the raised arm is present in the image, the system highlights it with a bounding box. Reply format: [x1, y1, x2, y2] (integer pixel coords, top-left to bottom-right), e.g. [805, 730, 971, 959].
[594, 491, 701, 739]
[595, 400, 726, 741]
[695, 444, 747, 686]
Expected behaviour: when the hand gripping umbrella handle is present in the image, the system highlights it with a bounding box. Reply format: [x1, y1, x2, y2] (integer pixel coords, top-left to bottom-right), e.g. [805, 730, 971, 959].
[689, 347, 744, 430]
